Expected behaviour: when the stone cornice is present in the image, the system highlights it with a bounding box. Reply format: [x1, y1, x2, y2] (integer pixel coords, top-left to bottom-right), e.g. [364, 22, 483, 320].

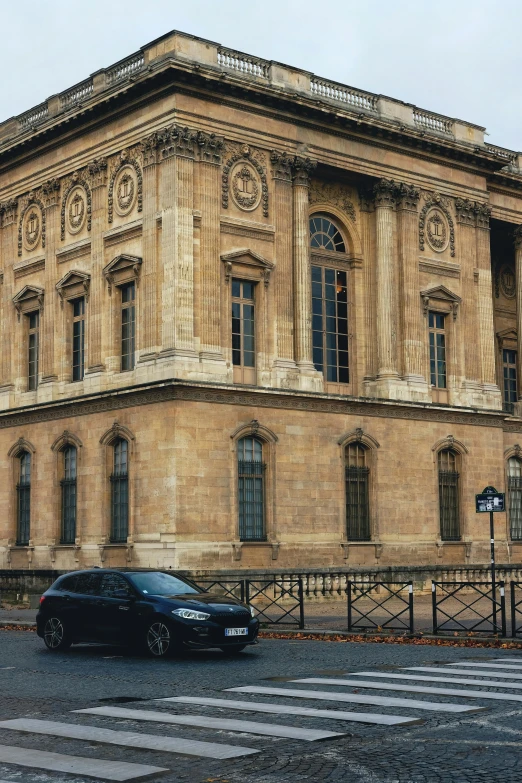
[0, 378, 516, 432]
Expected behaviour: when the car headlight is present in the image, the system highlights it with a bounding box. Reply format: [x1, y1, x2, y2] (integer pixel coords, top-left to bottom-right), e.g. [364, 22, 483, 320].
[172, 608, 211, 621]
[249, 605, 256, 617]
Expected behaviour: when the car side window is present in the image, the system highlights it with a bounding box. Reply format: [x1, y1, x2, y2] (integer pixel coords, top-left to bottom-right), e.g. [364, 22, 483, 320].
[100, 573, 132, 598]
[75, 573, 103, 595]
[58, 575, 77, 592]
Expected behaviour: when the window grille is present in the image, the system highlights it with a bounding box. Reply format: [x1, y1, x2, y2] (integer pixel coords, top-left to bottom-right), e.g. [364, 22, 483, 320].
[429, 312, 446, 389]
[311, 265, 349, 384]
[61, 445, 77, 544]
[16, 451, 31, 545]
[438, 449, 460, 540]
[238, 436, 265, 541]
[309, 216, 346, 252]
[27, 311, 39, 391]
[508, 457, 522, 540]
[345, 442, 370, 540]
[232, 280, 256, 384]
[503, 349, 517, 414]
[72, 298, 85, 382]
[121, 282, 135, 371]
[110, 438, 129, 543]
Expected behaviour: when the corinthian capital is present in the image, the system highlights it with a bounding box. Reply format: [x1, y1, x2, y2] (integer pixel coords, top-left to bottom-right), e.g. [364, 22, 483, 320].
[87, 157, 108, 189]
[140, 132, 159, 168]
[454, 197, 476, 226]
[0, 198, 18, 227]
[514, 225, 522, 250]
[475, 202, 491, 230]
[157, 125, 198, 161]
[42, 178, 61, 209]
[291, 156, 317, 187]
[396, 182, 420, 211]
[373, 178, 400, 208]
[270, 150, 294, 182]
[197, 131, 224, 165]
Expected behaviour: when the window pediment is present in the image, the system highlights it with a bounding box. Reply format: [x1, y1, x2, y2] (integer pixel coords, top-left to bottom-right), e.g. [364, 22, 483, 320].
[421, 285, 461, 320]
[221, 248, 274, 287]
[56, 270, 90, 306]
[497, 328, 517, 350]
[103, 254, 142, 294]
[13, 285, 44, 320]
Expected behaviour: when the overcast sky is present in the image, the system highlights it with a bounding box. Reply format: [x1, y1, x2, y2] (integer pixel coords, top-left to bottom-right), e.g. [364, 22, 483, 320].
[1, 0, 521, 151]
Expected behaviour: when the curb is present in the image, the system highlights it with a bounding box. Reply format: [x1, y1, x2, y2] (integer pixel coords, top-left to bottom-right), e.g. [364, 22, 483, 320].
[258, 628, 522, 645]
[0, 620, 36, 629]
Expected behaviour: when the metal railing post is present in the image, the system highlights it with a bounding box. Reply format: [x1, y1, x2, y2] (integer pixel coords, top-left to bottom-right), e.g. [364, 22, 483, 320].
[245, 580, 250, 605]
[408, 582, 414, 634]
[347, 580, 353, 631]
[500, 582, 507, 637]
[431, 581, 438, 634]
[298, 578, 305, 629]
[511, 581, 517, 638]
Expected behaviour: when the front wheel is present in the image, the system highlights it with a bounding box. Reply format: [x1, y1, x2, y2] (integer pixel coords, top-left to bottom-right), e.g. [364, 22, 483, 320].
[43, 617, 71, 651]
[144, 620, 173, 658]
[220, 644, 247, 655]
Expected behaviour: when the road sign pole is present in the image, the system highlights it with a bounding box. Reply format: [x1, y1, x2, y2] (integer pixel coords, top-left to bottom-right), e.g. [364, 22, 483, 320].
[490, 509, 497, 632]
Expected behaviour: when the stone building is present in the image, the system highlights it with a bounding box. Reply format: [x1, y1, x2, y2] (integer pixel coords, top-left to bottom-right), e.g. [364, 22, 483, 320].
[1, 30, 522, 574]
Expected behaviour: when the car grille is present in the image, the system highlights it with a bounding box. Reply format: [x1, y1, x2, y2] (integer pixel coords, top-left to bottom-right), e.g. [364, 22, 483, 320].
[211, 611, 251, 627]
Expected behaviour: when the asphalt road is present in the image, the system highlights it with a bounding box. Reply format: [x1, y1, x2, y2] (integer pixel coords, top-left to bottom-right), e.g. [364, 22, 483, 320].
[2, 629, 522, 782]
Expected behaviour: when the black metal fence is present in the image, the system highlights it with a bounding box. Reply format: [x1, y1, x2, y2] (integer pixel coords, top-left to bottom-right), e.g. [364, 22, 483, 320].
[511, 582, 522, 638]
[432, 581, 506, 636]
[196, 577, 304, 629]
[196, 580, 245, 602]
[347, 581, 414, 633]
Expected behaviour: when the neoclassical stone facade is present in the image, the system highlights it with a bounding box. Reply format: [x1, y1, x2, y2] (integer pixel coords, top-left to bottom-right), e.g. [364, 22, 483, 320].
[1, 30, 522, 573]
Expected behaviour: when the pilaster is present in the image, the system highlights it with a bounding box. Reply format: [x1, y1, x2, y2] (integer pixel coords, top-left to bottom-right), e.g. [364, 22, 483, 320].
[0, 199, 17, 407]
[39, 179, 61, 390]
[396, 183, 430, 401]
[292, 155, 322, 391]
[475, 202, 501, 409]
[359, 189, 377, 392]
[136, 133, 160, 367]
[514, 226, 522, 417]
[270, 151, 298, 387]
[455, 198, 481, 403]
[84, 158, 107, 380]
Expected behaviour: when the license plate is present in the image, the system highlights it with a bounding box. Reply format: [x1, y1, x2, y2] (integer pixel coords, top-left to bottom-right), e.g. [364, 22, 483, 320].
[225, 627, 248, 636]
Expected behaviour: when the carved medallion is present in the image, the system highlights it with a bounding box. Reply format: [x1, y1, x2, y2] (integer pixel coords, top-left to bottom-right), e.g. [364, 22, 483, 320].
[24, 208, 40, 251]
[66, 187, 87, 234]
[114, 166, 137, 216]
[499, 264, 516, 299]
[425, 207, 449, 253]
[230, 162, 261, 212]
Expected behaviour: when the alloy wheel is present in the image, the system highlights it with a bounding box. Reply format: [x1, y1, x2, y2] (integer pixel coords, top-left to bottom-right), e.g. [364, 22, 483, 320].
[146, 622, 171, 657]
[44, 618, 64, 649]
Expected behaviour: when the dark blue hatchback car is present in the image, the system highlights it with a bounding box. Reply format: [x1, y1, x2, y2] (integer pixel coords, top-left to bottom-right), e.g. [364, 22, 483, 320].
[36, 569, 259, 657]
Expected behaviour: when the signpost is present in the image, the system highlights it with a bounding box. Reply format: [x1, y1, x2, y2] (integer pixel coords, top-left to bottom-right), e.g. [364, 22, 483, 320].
[475, 486, 505, 632]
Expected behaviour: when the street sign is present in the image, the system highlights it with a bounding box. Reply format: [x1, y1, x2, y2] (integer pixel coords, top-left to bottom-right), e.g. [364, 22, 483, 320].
[476, 491, 505, 513]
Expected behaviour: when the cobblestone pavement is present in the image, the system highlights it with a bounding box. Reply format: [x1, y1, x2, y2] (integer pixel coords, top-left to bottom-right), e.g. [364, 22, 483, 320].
[2, 630, 522, 782]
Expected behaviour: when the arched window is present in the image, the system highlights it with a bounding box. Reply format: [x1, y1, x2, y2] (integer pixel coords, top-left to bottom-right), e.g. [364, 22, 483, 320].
[345, 443, 370, 540]
[17, 451, 31, 545]
[237, 436, 265, 541]
[508, 457, 522, 540]
[310, 216, 349, 385]
[438, 449, 460, 540]
[111, 438, 129, 543]
[61, 446, 77, 544]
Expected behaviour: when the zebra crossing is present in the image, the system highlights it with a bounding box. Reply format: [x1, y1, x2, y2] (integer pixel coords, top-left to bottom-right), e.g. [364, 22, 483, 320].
[2, 655, 522, 781]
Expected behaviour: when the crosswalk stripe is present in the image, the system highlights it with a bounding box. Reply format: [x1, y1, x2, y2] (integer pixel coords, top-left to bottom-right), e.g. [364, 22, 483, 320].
[405, 666, 522, 681]
[290, 677, 522, 703]
[493, 658, 522, 662]
[0, 719, 258, 760]
[349, 671, 522, 690]
[158, 696, 422, 726]
[225, 686, 482, 713]
[74, 706, 345, 741]
[0, 744, 168, 781]
[448, 662, 522, 671]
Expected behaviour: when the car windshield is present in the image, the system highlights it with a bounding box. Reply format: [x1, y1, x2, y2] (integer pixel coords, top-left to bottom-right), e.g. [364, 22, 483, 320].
[128, 572, 201, 596]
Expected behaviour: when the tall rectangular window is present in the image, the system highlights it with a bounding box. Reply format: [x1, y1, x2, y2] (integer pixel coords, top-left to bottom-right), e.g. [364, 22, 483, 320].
[238, 436, 265, 541]
[121, 282, 135, 371]
[438, 449, 460, 541]
[61, 446, 77, 544]
[345, 443, 370, 540]
[429, 312, 447, 402]
[111, 439, 129, 543]
[508, 457, 522, 540]
[312, 265, 349, 385]
[17, 452, 31, 546]
[27, 311, 39, 391]
[232, 280, 256, 384]
[72, 298, 85, 382]
[503, 349, 517, 414]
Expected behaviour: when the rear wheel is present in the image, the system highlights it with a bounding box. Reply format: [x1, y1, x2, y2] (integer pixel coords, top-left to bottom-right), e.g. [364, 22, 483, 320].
[220, 644, 247, 655]
[144, 620, 173, 658]
[43, 617, 71, 651]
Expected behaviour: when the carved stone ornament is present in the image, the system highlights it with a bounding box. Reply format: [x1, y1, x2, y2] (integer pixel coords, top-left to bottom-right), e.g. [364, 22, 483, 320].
[0, 198, 18, 227]
[309, 180, 356, 222]
[497, 264, 516, 299]
[61, 175, 92, 240]
[18, 195, 46, 256]
[222, 144, 269, 217]
[86, 157, 107, 189]
[196, 130, 225, 165]
[454, 198, 490, 229]
[396, 182, 420, 212]
[231, 162, 261, 211]
[419, 192, 455, 257]
[373, 178, 399, 208]
[514, 225, 522, 250]
[270, 150, 293, 182]
[157, 125, 198, 160]
[42, 178, 60, 209]
[108, 151, 142, 224]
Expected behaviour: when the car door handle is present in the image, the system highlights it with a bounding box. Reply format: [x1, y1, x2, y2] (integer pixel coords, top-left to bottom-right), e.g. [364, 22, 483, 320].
[118, 606, 130, 611]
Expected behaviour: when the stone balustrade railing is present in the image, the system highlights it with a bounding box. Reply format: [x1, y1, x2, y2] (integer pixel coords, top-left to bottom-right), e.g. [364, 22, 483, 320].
[106, 52, 145, 85]
[310, 77, 378, 112]
[413, 108, 454, 135]
[485, 143, 519, 164]
[60, 79, 94, 110]
[217, 47, 270, 79]
[18, 102, 49, 131]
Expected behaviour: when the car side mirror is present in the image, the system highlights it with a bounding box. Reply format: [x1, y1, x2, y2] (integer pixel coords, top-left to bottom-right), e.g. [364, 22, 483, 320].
[113, 589, 133, 599]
